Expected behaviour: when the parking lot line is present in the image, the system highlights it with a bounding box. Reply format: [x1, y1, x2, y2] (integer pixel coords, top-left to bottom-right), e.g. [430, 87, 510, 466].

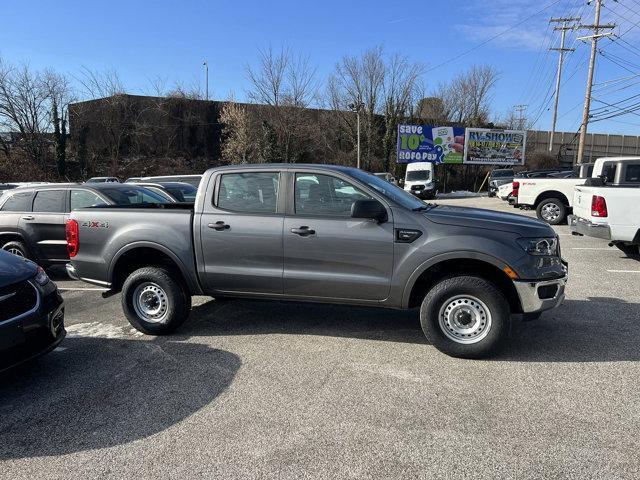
[571, 247, 613, 251]
[606, 269, 640, 273]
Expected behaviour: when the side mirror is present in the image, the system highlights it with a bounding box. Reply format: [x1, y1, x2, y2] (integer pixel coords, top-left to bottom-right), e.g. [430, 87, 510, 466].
[351, 199, 388, 223]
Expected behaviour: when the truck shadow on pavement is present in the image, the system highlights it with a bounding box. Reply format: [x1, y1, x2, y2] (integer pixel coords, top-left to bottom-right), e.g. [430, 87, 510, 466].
[0, 337, 240, 460]
[180, 296, 640, 363]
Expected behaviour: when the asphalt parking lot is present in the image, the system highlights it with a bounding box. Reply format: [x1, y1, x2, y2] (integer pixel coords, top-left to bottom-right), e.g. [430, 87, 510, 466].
[2, 196, 639, 479]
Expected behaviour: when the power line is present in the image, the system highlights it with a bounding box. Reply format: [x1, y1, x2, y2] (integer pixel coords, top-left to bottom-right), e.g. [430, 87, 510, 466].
[424, 0, 562, 73]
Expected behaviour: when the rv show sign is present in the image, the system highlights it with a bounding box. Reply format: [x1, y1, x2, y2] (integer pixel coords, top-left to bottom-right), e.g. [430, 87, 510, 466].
[397, 125, 526, 166]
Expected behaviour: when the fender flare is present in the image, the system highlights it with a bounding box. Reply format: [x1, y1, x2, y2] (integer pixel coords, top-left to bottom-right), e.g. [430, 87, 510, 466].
[108, 241, 201, 294]
[401, 251, 511, 309]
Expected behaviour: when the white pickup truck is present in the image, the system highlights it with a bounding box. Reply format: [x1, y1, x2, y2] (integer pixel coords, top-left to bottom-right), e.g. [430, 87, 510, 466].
[569, 161, 640, 256]
[514, 158, 640, 225]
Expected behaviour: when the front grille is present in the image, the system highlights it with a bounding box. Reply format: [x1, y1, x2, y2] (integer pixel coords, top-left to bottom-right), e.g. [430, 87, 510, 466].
[0, 280, 38, 323]
[411, 185, 425, 191]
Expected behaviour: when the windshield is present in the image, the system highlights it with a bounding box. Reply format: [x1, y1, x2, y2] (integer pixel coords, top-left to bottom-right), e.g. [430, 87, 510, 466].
[406, 170, 430, 181]
[350, 170, 426, 210]
[100, 186, 171, 205]
[164, 184, 197, 202]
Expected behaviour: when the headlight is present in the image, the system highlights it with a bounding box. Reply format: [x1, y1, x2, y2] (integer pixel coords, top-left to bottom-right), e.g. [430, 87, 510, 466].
[517, 237, 558, 256]
[33, 266, 50, 286]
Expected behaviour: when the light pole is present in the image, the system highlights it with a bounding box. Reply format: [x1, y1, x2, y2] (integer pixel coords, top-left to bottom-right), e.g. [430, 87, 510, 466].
[349, 99, 364, 169]
[203, 60, 209, 100]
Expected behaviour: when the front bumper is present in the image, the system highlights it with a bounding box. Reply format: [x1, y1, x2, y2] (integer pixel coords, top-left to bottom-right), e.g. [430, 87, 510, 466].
[0, 283, 65, 372]
[513, 275, 567, 313]
[568, 214, 611, 240]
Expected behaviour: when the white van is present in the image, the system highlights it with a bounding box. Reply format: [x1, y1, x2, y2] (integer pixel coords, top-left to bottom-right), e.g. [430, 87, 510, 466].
[403, 162, 437, 199]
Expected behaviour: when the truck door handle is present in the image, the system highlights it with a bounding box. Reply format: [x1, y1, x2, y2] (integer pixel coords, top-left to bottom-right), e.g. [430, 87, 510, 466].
[21, 215, 35, 221]
[291, 226, 315, 236]
[208, 221, 230, 231]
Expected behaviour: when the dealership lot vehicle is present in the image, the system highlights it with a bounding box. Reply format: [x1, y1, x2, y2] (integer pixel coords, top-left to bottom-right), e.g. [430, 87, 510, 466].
[130, 181, 198, 202]
[0, 250, 65, 372]
[570, 168, 640, 256]
[86, 177, 120, 183]
[403, 161, 437, 199]
[0, 183, 171, 266]
[2, 194, 638, 480]
[67, 164, 567, 358]
[515, 157, 640, 225]
[487, 168, 514, 197]
[128, 174, 203, 187]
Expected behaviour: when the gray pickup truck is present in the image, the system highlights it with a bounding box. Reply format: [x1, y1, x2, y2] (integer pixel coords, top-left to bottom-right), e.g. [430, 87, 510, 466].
[67, 164, 567, 358]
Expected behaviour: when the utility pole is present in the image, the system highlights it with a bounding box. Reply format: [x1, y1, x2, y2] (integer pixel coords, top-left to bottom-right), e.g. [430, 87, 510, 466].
[203, 60, 209, 101]
[575, 0, 615, 164]
[349, 99, 364, 169]
[514, 104, 528, 130]
[548, 17, 580, 152]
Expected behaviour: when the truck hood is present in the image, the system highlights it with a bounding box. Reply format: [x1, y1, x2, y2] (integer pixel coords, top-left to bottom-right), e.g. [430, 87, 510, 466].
[0, 250, 37, 287]
[424, 205, 554, 236]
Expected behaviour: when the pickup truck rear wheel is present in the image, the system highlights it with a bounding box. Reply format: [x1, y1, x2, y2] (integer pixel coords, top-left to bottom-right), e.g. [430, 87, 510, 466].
[121, 267, 191, 335]
[536, 198, 566, 225]
[420, 276, 510, 359]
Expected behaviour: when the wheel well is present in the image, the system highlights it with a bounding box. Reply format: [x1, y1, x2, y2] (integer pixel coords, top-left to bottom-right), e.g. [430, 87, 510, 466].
[111, 247, 187, 292]
[407, 258, 522, 312]
[534, 191, 569, 208]
[0, 233, 25, 246]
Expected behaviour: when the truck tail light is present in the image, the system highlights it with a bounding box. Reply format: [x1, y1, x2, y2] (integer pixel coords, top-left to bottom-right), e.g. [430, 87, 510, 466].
[66, 219, 79, 257]
[591, 195, 608, 217]
[512, 181, 519, 197]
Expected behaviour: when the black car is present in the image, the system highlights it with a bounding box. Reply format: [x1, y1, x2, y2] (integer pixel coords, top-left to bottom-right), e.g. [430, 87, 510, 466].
[0, 249, 65, 372]
[0, 183, 170, 266]
[133, 182, 198, 202]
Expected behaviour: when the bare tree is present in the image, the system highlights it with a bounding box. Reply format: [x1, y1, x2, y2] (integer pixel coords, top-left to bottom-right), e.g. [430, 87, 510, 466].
[243, 46, 319, 163]
[326, 47, 423, 171]
[0, 57, 68, 169]
[219, 102, 257, 163]
[381, 53, 423, 171]
[433, 64, 499, 126]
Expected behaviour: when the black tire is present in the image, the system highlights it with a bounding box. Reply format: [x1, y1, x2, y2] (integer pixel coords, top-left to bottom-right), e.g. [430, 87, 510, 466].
[615, 243, 640, 257]
[121, 267, 191, 335]
[536, 198, 567, 225]
[2, 240, 32, 260]
[420, 276, 511, 359]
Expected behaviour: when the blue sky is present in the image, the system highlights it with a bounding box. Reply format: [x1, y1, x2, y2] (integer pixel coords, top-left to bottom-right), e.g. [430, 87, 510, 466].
[2, 0, 640, 135]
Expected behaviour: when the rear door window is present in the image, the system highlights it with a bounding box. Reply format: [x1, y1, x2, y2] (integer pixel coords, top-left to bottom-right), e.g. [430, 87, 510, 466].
[1, 191, 32, 212]
[32, 190, 66, 213]
[216, 172, 279, 213]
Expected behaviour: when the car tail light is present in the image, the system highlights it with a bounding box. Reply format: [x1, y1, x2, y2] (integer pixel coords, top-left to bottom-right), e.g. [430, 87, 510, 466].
[512, 181, 520, 197]
[591, 195, 608, 217]
[66, 219, 79, 257]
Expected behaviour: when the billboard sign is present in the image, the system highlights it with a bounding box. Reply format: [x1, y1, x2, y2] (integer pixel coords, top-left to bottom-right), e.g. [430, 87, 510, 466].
[463, 128, 526, 165]
[397, 124, 466, 164]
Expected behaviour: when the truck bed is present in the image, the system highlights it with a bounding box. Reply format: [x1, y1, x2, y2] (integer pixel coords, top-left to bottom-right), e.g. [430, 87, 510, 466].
[68, 206, 198, 290]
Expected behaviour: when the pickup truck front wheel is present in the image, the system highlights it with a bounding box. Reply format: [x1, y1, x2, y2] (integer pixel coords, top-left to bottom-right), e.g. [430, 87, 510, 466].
[122, 267, 191, 335]
[420, 276, 510, 359]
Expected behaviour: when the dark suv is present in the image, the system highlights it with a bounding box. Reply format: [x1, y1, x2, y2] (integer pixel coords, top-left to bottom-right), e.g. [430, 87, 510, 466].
[0, 183, 170, 266]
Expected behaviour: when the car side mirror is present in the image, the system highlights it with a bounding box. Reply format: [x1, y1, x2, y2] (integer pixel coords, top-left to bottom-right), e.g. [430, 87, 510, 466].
[351, 199, 388, 223]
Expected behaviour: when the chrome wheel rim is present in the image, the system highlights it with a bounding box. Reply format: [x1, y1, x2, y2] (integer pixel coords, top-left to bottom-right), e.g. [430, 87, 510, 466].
[132, 282, 169, 323]
[541, 203, 560, 221]
[438, 295, 492, 344]
[5, 247, 24, 257]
